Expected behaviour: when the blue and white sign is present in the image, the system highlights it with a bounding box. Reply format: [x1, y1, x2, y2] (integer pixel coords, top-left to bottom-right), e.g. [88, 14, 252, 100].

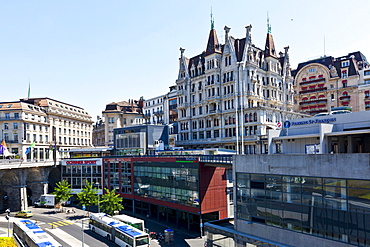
[284, 118, 336, 128]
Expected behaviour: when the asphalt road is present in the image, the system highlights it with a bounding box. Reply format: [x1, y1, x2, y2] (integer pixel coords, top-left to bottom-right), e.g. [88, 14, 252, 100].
[1, 207, 206, 247]
[1, 207, 116, 247]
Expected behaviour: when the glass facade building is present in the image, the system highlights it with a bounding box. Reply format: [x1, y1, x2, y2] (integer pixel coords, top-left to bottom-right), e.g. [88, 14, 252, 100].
[103, 159, 132, 194]
[61, 158, 102, 199]
[236, 173, 370, 246]
[133, 161, 199, 207]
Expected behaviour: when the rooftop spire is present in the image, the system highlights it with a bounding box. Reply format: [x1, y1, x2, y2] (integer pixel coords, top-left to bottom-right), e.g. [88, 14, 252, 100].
[210, 7, 214, 30]
[267, 12, 271, 34]
[265, 12, 277, 58]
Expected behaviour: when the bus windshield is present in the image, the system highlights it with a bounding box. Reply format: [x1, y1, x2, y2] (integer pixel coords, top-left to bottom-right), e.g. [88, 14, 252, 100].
[136, 236, 150, 246]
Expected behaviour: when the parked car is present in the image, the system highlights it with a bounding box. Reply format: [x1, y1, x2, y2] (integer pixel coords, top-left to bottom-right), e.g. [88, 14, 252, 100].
[15, 210, 33, 218]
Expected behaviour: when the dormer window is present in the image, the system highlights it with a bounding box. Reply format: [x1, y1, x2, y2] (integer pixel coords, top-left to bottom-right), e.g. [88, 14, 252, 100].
[341, 60, 349, 67]
[342, 70, 348, 78]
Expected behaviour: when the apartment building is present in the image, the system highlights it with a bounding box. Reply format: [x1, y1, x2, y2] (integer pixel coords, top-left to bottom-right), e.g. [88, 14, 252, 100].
[102, 98, 145, 147]
[293, 52, 370, 115]
[0, 97, 93, 160]
[175, 22, 306, 154]
[143, 85, 178, 147]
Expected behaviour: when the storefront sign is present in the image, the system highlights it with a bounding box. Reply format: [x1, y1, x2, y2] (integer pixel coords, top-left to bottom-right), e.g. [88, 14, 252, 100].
[63, 159, 102, 166]
[284, 118, 336, 128]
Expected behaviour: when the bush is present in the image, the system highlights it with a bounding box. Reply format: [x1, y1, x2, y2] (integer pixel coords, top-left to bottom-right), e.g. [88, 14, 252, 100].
[0, 237, 17, 247]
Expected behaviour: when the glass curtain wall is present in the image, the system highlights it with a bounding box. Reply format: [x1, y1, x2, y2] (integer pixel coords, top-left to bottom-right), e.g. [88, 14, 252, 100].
[236, 173, 370, 246]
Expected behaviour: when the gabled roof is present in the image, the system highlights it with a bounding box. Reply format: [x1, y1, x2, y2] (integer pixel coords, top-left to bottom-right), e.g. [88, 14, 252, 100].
[188, 53, 205, 70]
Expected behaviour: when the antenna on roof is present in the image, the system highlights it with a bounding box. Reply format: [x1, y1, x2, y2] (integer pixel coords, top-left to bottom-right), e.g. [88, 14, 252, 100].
[267, 11, 271, 34]
[210, 7, 214, 30]
[323, 36, 326, 57]
[27, 78, 31, 99]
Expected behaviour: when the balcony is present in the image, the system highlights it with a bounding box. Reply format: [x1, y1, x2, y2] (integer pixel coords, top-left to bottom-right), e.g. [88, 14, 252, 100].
[339, 95, 351, 100]
[144, 113, 151, 119]
[208, 109, 221, 115]
[0, 116, 20, 121]
[299, 87, 327, 94]
[6, 140, 19, 143]
[154, 110, 164, 116]
[299, 99, 327, 105]
[299, 78, 325, 85]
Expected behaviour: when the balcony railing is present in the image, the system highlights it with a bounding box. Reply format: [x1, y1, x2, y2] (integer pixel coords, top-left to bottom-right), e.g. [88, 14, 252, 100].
[0, 117, 20, 121]
[299, 87, 327, 94]
[208, 109, 221, 114]
[299, 78, 325, 85]
[5, 140, 19, 143]
[299, 99, 327, 105]
[339, 95, 351, 100]
[154, 110, 164, 115]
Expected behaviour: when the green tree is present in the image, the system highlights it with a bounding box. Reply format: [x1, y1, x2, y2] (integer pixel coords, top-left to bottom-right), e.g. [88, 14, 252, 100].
[100, 188, 124, 215]
[77, 180, 98, 211]
[53, 180, 73, 204]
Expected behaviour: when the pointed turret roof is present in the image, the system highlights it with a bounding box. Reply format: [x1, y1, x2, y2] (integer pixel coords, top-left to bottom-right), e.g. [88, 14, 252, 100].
[205, 29, 221, 56]
[264, 15, 277, 58]
[205, 15, 221, 56]
[264, 33, 277, 58]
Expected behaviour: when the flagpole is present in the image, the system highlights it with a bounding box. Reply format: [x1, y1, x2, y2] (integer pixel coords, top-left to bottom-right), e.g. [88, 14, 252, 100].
[1, 130, 4, 160]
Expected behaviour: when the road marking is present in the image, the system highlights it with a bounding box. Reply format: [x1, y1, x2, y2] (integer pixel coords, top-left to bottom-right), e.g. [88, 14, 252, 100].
[47, 220, 74, 228]
[45, 227, 90, 247]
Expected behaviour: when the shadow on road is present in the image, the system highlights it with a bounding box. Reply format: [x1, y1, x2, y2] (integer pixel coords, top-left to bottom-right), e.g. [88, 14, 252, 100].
[66, 214, 85, 220]
[42, 210, 58, 215]
[83, 229, 118, 247]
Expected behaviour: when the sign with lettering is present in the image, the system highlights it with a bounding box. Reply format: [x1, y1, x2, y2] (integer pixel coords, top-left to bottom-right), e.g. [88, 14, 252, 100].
[284, 118, 336, 128]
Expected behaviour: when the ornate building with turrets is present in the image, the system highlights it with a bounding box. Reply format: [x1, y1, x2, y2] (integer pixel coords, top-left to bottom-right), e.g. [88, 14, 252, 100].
[175, 19, 307, 154]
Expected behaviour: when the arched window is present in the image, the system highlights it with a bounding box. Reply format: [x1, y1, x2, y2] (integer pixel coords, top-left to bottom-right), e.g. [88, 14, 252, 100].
[342, 91, 348, 96]
[245, 114, 249, 123]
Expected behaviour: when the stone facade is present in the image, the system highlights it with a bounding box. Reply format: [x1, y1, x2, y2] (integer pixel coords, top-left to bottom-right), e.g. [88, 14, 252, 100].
[0, 97, 93, 160]
[293, 52, 370, 115]
[102, 98, 145, 147]
[175, 24, 307, 154]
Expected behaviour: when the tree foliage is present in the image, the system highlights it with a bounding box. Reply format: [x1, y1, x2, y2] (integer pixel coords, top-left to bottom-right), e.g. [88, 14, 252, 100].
[77, 180, 98, 211]
[53, 180, 73, 204]
[100, 188, 124, 215]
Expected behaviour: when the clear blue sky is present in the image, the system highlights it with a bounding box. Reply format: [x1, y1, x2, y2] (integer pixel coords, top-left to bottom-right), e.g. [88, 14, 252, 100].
[1, 0, 369, 120]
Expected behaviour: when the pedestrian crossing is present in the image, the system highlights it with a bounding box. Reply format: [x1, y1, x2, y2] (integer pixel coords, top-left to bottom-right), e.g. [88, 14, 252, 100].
[47, 220, 74, 228]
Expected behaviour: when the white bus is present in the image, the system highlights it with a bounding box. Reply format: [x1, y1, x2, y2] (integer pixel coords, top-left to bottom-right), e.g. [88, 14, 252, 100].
[13, 219, 63, 247]
[113, 214, 146, 232]
[89, 213, 149, 247]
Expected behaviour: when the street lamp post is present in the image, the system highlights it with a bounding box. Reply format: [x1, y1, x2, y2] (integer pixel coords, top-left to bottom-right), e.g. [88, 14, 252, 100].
[5, 208, 10, 237]
[95, 182, 100, 213]
[81, 218, 89, 247]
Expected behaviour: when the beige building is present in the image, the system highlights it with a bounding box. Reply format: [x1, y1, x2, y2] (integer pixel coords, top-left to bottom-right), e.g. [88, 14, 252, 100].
[293, 52, 370, 114]
[0, 97, 93, 160]
[102, 98, 145, 147]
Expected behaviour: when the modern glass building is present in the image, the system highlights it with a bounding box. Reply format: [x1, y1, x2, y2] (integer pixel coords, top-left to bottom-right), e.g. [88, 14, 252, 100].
[236, 173, 370, 246]
[133, 159, 199, 207]
[103, 156, 230, 234]
[231, 154, 370, 247]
